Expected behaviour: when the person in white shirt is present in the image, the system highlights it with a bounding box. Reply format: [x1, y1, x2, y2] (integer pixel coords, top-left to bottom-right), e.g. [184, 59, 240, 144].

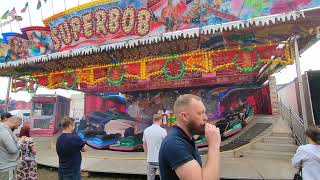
[143, 113, 167, 180]
[292, 126, 320, 180]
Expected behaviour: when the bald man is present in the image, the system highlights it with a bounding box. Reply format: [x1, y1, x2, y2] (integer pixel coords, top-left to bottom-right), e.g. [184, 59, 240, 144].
[0, 115, 24, 180]
[159, 94, 221, 180]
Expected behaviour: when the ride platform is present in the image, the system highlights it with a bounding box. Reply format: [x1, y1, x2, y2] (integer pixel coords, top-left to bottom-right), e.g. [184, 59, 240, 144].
[34, 115, 297, 179]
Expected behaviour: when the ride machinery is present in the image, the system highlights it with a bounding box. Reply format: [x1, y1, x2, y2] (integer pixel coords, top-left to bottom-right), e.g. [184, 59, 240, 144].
[1, 0, 320, 150]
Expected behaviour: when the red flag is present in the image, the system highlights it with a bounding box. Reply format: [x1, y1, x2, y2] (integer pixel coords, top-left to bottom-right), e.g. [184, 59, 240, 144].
[21, 2, 29, 13]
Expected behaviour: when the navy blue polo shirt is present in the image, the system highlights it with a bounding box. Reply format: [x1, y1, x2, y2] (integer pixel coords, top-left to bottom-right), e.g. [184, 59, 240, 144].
[56, 133, 85, 174]
[159, 126, 202, 180]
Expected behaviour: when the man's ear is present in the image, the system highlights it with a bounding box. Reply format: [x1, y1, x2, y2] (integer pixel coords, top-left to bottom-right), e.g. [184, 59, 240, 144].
[180, 112, 187, 120]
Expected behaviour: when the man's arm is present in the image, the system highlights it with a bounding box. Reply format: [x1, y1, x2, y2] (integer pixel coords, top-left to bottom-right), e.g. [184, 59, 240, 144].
[143, 143, 147, 154]
[81, 144, 89, 152]
[292, 147, 305, 168]
[163, 129, 167, 138]
[75, 135, 88, 152]
[175, 123, 221, 180]
[1, 131, 20, 154]
[142, 131, 147, 154]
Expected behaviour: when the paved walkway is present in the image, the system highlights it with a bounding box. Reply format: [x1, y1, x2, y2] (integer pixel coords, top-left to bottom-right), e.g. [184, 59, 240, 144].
[34, 115, 297, 179]
[36, 148, 297, 179]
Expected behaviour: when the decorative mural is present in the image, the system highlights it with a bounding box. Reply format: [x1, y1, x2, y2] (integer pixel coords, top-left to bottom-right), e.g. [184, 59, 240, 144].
[77, 84, 271, 150]
[0, 28, 54, 63]
[0, 0, 319, 65]
[121, 85, 267, 123]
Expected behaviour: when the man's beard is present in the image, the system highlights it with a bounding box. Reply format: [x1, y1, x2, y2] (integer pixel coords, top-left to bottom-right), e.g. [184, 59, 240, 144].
[187, 119, 205, 136]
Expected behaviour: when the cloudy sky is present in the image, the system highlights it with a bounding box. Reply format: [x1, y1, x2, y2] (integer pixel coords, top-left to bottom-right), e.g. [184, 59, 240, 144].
[0, 0, 319, 101]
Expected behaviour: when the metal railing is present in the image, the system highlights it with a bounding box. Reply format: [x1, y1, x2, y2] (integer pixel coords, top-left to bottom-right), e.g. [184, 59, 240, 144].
[278, 100, 306, 145]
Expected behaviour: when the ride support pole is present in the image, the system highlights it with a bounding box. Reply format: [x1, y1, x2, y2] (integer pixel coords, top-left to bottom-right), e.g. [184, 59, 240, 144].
[294, 36, 308, 131]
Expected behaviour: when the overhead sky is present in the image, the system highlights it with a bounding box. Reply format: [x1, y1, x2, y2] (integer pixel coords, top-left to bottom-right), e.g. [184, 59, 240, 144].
[0, 0, 319, 101]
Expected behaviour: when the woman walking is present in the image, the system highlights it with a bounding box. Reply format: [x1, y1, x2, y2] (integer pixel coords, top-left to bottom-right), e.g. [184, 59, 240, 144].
[16, 126, 37, 180]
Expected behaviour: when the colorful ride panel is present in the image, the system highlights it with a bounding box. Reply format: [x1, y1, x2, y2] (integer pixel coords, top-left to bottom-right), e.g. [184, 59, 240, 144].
[1, 0, 319, 64]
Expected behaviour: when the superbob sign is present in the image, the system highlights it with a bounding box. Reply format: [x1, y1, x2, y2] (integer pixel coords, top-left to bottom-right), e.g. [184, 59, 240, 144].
[49, 6, 152, 51]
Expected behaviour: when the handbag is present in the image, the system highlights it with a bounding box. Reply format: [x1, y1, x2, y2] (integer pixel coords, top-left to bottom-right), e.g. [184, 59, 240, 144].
[293, 162, 303, 180]
[22, 141, 35, 161]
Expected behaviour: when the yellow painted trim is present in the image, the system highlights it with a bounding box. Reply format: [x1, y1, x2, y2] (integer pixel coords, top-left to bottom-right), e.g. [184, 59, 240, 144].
[51, 132, 272, 160]
[82, 155, 146, 160]
[50, 131, 272, 160]
[50, 140, 146, 160]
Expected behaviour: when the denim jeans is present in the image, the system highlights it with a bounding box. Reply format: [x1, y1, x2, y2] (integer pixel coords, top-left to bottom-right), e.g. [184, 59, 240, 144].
[147, 162, 159, 180]
[58, 171, 81, 180]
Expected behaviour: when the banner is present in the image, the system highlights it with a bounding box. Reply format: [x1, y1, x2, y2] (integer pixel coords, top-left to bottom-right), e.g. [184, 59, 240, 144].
[0, 0, 319, 64]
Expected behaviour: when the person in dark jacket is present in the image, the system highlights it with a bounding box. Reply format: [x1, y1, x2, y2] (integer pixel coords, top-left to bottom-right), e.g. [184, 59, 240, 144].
[56, 117, 88, 180]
